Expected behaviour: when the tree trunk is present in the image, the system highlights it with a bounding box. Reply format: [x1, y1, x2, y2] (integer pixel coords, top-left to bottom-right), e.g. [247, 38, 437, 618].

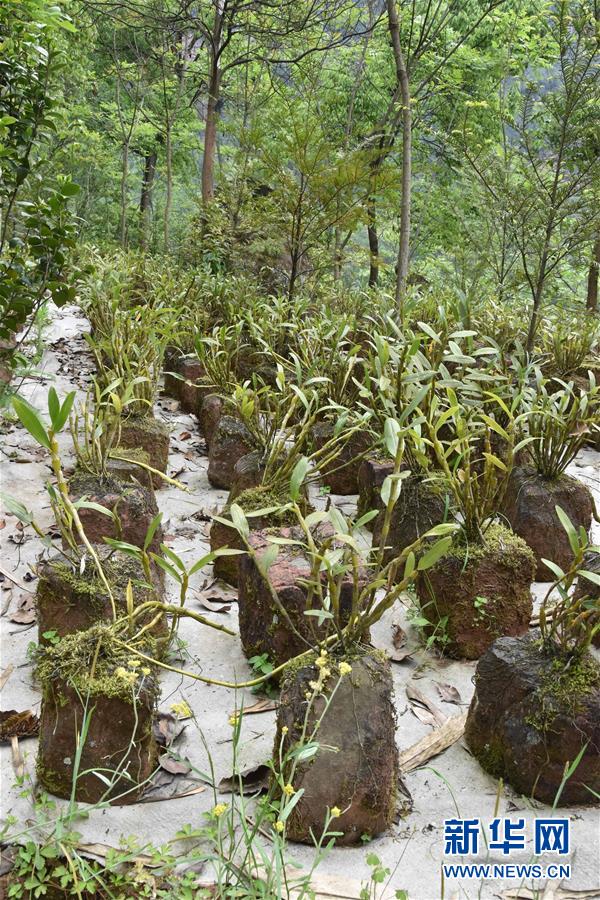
[164, 124, 172, 250]
[139, 148, 157, 251]
[586, 234, 600, 312]
[386, 0, 412, 317]
[367, 196, 379, 287]
[202, 69, 220, 205]
[119, 140, 129, 248]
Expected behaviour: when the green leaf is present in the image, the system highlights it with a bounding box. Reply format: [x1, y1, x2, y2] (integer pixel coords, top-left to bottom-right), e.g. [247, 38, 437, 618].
[13, 398, 50, 449]
[0, 492, 33, 524]
[417, 536, 453, 571]
[290, 456, 310, 501]
[54, 392, 76, 432]
[48, 387, 60, 429]
[230, 503, 249, 538]
[143, 512, 163, 551]
[555, 505, 579, 555]
[540, 558, 565, 581]
[580, 570, 600, 587]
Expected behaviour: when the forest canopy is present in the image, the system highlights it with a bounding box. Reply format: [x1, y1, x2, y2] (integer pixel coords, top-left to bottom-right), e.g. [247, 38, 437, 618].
[0, 0, 599, 355]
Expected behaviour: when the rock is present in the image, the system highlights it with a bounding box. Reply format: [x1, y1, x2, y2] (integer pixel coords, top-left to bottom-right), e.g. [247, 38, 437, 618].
[501, 466, 594, 580]
[237, 524, 367, 667]
[105, 449, 153, 489]
[312, 423, 372, 495]
[357, 457, 395, 527]
[207, 416, 256, 490]
[198, 394, 224, 451]
[229, 450, 266, 500]
[465, 634, 600, 805]
[118, 415, 170, 487]
[275, 651, 400, 844]
[179, 356, 205, 414]
[372, 474, 448, 570]
[210, 487, 296, 587]
[69, 471, 162, 552]
[36, 545, 165, 643]
[416, 523, 535, 659]
[37, 626, 158, 804]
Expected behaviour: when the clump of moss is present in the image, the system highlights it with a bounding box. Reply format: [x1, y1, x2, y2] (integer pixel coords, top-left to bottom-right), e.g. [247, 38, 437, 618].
[526, 653, 600, 733]
[45, 550, 154, 610]
[36, 624, 159, 705]
[230, 486, 302, 527]
[447, 522, 536, 571]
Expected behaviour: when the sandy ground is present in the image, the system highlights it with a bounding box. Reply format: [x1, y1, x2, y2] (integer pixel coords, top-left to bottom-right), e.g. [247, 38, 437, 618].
[1, 305, 599, 900]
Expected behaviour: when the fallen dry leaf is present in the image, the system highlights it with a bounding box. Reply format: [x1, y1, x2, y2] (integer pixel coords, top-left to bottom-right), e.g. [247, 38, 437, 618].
[218, 762, 271, 796]
[153, 711, 186, 748]
[398, 712, 467, 773]
[391, 620, 406, 649]
[233, 698, 277, 716]
[158, 753, 192, 775]
[434, 681, 463, 705]
[9, 595, 36, 624]
[140, 768, 205, 803]
[0, 709, 39, 742]
[388, 647, 415, 664]
[0, 665, 15, 692]
[406, 683, 447, 728]
[179, 430, 192, 440]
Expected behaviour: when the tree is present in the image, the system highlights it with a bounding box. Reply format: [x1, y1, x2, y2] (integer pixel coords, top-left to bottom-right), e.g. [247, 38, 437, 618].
[0, 0, 79, 375]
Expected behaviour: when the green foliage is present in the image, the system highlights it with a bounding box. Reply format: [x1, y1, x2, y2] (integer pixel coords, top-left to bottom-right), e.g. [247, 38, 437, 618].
[0, 0, 78, 373]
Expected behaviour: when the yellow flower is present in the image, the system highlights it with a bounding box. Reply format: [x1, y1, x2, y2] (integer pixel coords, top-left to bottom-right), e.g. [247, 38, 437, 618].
[229, 714, 239, 726]
[128, 658, 140, 669]
[115, 667, 136, 685]
[283, 783, 295, 796]
[212, 803, 227, 818]
[170, 701, 192, 719]
[309, 680, 320, 692]
[304, 690, 312, 700]
[339, 662, 352, 676]
[141, 667, 151, 676]
[281, 726, 288, 735]
[320, 667, 331, 680]
[275, 820, 285, 833]
[331, 806, 341, 818]
[315, 655, 327, 669]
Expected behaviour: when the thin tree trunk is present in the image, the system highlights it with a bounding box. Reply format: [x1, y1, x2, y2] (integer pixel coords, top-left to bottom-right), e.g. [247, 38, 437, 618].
[386, 0, 412, 317]
[164, 123, 172, 250]
[202, 72, 220, 204]
[367, 196, 379, 286]
[139, 148, 157, 251]
[586, 234, 600, 312]
[119, 140, 129, 248]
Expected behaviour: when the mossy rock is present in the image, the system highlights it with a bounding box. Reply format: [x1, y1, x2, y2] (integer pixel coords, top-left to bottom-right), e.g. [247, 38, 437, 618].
[118, 414, 170, 486]
[69, 471, 162, 551]
[274, 648, 401, 844]
[501, 466, 594, 579]
[372, 473, 449, 573]
[465, 635, 600, 805]
[36, 624, 159, 804]
[36, 544, 166, 647]
[416, 523, 535, 659]
[210, 485, 301, 587]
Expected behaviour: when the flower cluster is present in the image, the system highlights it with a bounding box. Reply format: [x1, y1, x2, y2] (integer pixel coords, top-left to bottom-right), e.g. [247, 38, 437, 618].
[170, 700, 192, 719]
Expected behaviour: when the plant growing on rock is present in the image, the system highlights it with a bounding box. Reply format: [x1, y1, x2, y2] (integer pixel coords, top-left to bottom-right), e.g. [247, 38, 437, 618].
[502, 373, 599, 579]
[225, 419, 457, 844]
[466, 509, 600, 805]
[415, 387, 536, 659]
